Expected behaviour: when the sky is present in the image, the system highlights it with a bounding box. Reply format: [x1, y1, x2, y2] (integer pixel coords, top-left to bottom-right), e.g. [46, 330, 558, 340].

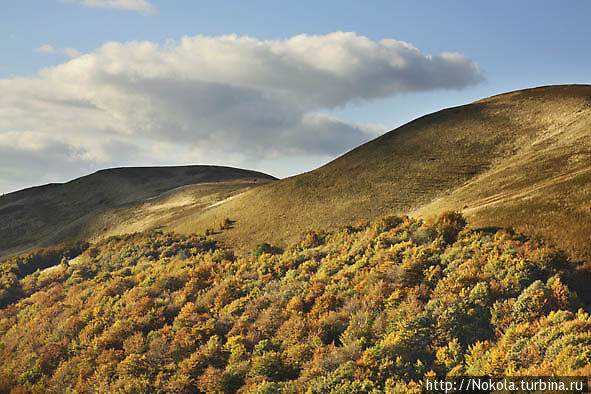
[1, 0, 590, 194]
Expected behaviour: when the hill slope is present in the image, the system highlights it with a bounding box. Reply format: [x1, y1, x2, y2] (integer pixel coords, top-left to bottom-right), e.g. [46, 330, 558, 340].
[0, 166, 276, 256]
[179, 85, 591, 260]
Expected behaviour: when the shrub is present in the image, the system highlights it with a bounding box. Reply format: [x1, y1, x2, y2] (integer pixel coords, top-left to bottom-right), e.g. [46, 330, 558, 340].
[220, 218, 233, 230]
[254, 243, 283, 257]
[436, 211, 467, 244]
[373, 215, 404, 234]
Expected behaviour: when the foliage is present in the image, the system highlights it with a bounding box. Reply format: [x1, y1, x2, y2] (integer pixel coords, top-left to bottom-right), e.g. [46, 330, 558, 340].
[0, 240, 88, 307]
[0, 212, 590, 392]
[220, 218, 233, 230]
[254, 243, 284, 258]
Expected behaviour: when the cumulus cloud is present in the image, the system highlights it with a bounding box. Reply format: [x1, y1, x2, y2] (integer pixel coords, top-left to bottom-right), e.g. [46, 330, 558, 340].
[2, 32, 482, 193]
[62, 47, 81, 58]
[35, 44, 56, 54]
[0, 131, 94, 193]
[35, 45, 81, 58]
[73, 0, 156, 13]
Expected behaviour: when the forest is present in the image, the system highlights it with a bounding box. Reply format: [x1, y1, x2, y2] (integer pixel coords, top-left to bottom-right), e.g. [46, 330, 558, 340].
[1, 212, 590, 393]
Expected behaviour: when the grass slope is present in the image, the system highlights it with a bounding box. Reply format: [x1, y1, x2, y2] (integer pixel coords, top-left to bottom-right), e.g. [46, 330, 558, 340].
[179, 85, 591, 260]
[0, 166, 276, 257]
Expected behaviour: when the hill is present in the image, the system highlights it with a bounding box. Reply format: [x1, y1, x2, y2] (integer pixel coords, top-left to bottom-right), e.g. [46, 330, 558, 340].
[1, 212, 591, 392]
[0, 166, 276, 257]
[178, 85, 591, 261]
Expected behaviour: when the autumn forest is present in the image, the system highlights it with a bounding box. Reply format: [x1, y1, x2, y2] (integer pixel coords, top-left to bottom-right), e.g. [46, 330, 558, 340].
[1, 212, 591, 392]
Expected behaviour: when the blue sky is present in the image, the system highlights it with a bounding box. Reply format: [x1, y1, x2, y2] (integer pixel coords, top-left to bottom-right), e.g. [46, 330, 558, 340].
[1, 0, 590, 193]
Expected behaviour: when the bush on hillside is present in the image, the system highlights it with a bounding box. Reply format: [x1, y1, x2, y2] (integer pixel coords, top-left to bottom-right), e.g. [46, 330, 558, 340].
[0, 214, 589, 392]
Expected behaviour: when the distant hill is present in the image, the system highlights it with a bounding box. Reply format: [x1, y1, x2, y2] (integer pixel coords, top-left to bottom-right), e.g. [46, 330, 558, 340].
[0, 166, 276, 256]
[180, 85, 591, 261]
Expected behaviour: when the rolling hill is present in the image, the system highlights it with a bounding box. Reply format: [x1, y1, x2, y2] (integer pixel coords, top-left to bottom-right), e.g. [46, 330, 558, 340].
[0, 166, 276, 257]
[2, 85, 590, 262]
[177, 85, 591, 261]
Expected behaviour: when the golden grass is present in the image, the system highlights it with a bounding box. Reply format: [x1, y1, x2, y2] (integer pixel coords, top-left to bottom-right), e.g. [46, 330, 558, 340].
[0, 166, 276, 257]
[176, 85, 591, 261]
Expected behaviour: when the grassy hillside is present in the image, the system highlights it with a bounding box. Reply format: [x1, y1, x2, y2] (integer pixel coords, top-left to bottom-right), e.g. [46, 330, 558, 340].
[1, 212, 591, 392]
[0, 166, 276, 257]
[178, 85, 591, 261]
[3, 85, 589, 263]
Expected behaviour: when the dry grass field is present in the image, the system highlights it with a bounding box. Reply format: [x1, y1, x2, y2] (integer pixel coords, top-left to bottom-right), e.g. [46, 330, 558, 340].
[0, 166, 276, 256]
[177, 85, 591, 260]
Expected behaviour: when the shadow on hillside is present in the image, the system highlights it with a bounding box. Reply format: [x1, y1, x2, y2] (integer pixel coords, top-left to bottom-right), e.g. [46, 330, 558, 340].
[474, 226, 503, 235]
[567, 266, 591, 311]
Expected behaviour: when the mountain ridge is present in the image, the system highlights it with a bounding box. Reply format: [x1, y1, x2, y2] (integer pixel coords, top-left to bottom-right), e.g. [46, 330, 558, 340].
[0, 165, 277, 256]
[177, 84, 591, 261]
[2, 85, 590, 261]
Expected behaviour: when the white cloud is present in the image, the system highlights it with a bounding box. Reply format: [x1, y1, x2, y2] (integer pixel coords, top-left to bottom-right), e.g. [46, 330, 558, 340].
[75, 0, 156, 13]
[0, 131, 94, 193]
[35, 45, 81, 58]
[62, 47, 81, 58]
[35, 44, 56, 54]
[2, 32, 482, 193]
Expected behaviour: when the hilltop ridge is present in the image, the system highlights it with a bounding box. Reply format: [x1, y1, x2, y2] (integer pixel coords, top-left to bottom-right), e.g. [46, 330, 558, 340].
[0, 165, 276, 256]
[2, 85, 590, 261]
[180, 85, 591, 261]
